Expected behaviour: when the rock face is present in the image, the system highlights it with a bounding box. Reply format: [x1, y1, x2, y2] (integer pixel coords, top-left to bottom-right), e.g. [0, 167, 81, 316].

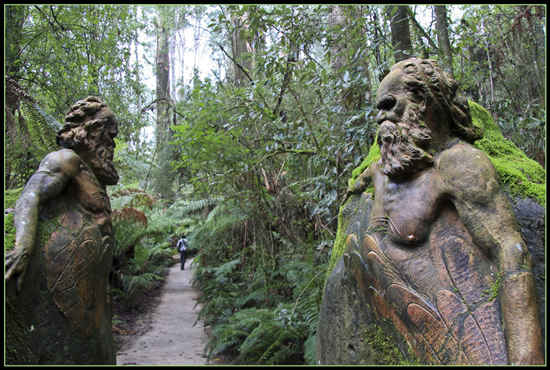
[315, 258, 373, 365]
[5, 194, 115, 365]
[511, 196, 546, 337]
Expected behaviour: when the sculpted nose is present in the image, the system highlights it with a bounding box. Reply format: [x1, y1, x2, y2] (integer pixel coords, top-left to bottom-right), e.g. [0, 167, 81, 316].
[376, 110, 386, 125]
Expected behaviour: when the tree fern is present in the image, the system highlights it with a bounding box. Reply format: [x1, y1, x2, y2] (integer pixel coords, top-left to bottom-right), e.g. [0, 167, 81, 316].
[6, 77, 61, 154]
[21, 99, 61, 153]
[164, 196, 223, 218]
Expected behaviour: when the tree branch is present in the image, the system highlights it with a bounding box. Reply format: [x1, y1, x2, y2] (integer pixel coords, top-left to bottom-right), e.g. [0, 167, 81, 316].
[217, 42, 254, 84]
[407, 7, 438, 51]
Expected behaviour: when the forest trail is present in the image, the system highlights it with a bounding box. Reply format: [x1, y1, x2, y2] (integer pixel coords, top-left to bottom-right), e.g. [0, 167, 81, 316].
[116, 257, 219, 366]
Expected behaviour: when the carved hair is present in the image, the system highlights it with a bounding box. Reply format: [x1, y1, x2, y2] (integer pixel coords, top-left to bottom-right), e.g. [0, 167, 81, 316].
[56, 96, 111, 149]
[392, 58, 483, 143]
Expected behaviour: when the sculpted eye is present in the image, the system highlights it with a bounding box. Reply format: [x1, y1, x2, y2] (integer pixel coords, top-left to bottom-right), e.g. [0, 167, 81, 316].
[377, 95, 396, 110]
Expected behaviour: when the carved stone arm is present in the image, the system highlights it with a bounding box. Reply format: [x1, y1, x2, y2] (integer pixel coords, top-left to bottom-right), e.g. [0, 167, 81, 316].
[438, 144, 544, 365]
[5, 150, 80, 292]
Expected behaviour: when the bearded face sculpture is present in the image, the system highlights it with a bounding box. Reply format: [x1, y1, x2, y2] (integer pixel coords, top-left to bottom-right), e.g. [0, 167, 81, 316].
[57, 96, 119, 185]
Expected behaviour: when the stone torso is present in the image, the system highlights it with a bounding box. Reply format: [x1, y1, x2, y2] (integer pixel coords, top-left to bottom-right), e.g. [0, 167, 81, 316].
[70, 163, 113, 241]
[345, 154, 508, 365]
[39, 161, 114, 339]
[369, 164, 441, 247]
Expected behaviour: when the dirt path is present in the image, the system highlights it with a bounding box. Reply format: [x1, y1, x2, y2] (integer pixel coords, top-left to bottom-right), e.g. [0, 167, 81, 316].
[116, 257, 213, 365]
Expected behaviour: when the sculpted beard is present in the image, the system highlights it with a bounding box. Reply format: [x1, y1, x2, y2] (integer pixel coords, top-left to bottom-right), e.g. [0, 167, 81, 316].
[378, 100, 434, 176]
[89, 134, 119, 186]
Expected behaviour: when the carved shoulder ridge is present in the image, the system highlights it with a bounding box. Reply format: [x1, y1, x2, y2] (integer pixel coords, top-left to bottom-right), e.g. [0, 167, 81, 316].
[438, 143, 500, 198]
[38, 149, 82, 178]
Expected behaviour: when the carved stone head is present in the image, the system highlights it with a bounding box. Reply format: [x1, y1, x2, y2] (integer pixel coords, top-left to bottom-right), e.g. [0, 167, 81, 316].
[375, 58, 483, 177]
[56, 96, 119, 185]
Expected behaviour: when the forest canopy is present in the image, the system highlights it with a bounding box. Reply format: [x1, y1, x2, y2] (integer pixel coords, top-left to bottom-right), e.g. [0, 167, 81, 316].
[4, 4, 546, 365]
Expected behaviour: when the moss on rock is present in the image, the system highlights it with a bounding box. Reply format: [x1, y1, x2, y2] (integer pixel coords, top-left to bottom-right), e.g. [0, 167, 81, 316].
[469, 101, 545, 206]
[364, 323, 421, 365]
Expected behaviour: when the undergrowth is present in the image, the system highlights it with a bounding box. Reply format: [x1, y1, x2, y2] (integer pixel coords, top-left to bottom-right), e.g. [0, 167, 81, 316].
[191, 196, 330, 365]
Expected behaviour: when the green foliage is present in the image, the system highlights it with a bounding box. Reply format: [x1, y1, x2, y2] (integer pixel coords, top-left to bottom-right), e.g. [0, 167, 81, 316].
[5, 77, 62, 188]
[4, 188, 24, 252]
[5, 5, 153, 191]
[210, 304, 307, 365]
[118, 239, 172, 302]
[20, 100, 61, 154]
[195, 250, 327, 365]
[4, 188, 24, 210]
[454, 5, 545, 164]
[189, 188, 329, 364]
[110, 186, 189, 303]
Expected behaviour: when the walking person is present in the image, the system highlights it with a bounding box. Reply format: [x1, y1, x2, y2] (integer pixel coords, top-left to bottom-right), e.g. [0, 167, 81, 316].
[177, 236, 188, 270]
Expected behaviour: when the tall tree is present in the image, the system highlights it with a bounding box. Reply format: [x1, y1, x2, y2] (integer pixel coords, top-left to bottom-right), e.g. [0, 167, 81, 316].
[386, 5, 412, 62]
[434, 5, 454, 76]
[155, 6, 172, 147]
[4, 6, 28, 82]
[230, 8, 253, 87]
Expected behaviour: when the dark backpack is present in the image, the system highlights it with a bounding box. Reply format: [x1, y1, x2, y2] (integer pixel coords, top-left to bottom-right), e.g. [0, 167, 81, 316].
[177, 238, 188, 252]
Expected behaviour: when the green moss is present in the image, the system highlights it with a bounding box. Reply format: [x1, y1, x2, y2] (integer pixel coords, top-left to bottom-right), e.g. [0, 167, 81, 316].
[326, 200, 352, 281]
[469, 101, 545, 207]
[488, 271, 502, 302]
[5, 187, 24, 209]
[4, 188, 23, 252]
[349, 141, 381, 190]
[364, 323, 420, 365]
[5, 213, 16, 252]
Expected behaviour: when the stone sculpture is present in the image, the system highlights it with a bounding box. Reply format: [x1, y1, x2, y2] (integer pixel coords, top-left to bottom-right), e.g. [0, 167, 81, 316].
[5, 96, 119, 365]
[317, 58, 544, 365]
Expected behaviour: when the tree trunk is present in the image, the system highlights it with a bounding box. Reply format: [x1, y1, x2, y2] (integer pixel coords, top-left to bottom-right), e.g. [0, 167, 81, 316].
[328, 6, 347, 74]
[231, 11, 253, 87]
[434, 5, 454, 76]
[328, 5, 372, 110]
[155, 7, 171, 146]
[386, 5, 412, 62]
[5, 6, 27, 82]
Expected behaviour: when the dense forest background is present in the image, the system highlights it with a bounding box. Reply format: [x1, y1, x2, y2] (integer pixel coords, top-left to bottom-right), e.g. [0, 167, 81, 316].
[4, 5, 546, 365]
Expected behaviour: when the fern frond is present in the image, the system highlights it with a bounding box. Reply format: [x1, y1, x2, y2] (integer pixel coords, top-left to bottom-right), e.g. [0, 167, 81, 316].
[235, 287, 266, 308]
[122, 272, 163, 299]
[112, 219, 149, 257]
[20, 99, 61, 153]
[165, 196, 223, 218]
[303, 334, 317, 365]
[213, 259, 241, 279]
